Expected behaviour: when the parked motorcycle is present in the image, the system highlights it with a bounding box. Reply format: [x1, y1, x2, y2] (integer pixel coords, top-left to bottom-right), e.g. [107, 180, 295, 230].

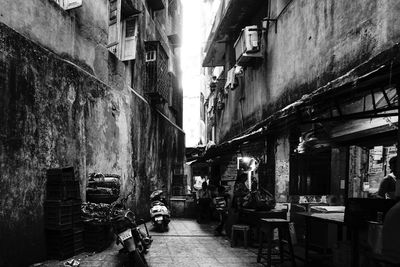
[150, 190, 170, 232]
[109, 193, 152, 266]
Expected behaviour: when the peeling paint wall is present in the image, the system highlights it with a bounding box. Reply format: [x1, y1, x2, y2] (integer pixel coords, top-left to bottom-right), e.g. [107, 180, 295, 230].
[0, 0, 109, 80]
[0, 0, 184, 266]
[275, 135, 290, 202]
[0, 23, 121, 265]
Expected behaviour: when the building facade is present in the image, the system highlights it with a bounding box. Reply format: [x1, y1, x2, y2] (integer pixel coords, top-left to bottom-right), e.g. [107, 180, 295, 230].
[202, 0, 400, 203]
[0, 0, 183, 265]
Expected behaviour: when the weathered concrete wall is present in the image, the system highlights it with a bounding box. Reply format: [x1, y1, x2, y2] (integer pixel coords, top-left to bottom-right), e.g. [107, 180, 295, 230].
[217, 0, 400, 141]
[0, 21, 184, 266]
[0, 22, 123, 265]
[0, 0, 109, 81]
[275, 135, 290, 202]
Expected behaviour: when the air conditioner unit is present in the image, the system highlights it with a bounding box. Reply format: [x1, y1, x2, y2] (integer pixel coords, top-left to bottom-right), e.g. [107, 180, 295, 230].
[55, 0, 82, 10]
[234, 25, 262, 66]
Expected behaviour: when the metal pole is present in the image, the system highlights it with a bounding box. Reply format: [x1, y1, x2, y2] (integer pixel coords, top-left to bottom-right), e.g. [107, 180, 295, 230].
[396, 85, 400, 197]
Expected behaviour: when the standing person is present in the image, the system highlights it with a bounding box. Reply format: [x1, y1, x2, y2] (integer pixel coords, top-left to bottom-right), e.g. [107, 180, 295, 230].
[377, 156, 397, 199]
[214, 185, 229, 236]
[382, 200, 400, 264]
[197, 181, 212, 223]
[232, 173, 249, 210]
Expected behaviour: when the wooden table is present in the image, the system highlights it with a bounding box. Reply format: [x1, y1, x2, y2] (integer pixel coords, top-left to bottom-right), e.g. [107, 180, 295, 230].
[297, 212, 345, 264]
[239, 208, 287, 226]
[238, 208, 287, 245]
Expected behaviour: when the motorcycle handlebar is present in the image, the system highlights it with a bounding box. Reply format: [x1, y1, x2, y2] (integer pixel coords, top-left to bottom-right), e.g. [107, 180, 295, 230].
[108, 192, 134, 219]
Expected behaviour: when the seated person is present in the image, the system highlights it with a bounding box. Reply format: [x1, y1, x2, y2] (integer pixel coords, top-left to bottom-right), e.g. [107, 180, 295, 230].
[382, 201, 400, 263]
[377, 156, 397, 199]
[214, 185, 229, 235]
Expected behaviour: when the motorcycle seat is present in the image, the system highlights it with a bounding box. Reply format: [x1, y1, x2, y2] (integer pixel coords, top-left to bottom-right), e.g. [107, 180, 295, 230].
[151, 201, 165, 206]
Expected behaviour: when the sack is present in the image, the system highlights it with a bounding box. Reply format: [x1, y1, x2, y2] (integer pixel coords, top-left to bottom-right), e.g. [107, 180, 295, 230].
[242, 188, 275, 211]
[234, 182, 249, 197]
[241, 193, 253, 209]
[254, 188, 276, 211]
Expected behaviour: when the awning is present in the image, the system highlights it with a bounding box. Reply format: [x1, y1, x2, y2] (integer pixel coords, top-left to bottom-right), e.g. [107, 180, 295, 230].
[243, 43, 400, 136]
[202, 43, 400, 159]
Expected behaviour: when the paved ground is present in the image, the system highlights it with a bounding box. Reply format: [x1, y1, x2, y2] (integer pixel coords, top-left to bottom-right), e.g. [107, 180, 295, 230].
[146, 219, 263, 267]
[41, 219, 305, 267]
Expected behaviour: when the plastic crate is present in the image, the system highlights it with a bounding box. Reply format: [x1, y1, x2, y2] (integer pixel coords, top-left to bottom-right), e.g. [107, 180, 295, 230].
[46, 227, 84, 260]
[46, 229, 84, 247]
[72, 202, 82, 221]
[44, 200, 81, 228]
[47, 167, 76, 182]
[44, 202, 73, 228]
[46, 181, 80, 201]
[73, 222, 84, 234]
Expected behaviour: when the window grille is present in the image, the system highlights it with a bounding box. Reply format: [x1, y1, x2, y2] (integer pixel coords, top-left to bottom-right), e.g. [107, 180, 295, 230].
[146, 51, 157, 62]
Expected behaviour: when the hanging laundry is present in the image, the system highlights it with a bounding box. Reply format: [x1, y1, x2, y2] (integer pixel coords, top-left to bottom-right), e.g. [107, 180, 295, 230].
[224, 68, 234, 90]
[207, 93, 216, 113]
[235, 65, 244, 77]
[225, 66, 241, 91]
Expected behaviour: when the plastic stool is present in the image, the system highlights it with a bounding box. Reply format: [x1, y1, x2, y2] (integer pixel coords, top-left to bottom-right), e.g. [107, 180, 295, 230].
[257, 218, 296, 267]
[231, 224, 250, 248]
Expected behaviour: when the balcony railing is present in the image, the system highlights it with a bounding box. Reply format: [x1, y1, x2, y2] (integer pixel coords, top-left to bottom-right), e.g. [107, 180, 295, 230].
[144, 41, 170, 104]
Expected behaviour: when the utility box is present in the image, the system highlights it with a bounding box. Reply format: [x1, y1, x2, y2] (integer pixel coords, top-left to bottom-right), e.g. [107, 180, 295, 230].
[170, 197, 186, 217]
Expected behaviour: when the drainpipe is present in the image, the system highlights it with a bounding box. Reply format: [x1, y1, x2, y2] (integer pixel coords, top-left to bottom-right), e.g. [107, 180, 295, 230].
[393, 61, 400, 198]
[396, 83, 400, 196]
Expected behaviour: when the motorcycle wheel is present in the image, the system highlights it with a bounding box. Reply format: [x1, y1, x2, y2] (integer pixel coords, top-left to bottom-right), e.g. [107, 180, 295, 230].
[129, 250, 148, 267]
[159, 223, 165, 232]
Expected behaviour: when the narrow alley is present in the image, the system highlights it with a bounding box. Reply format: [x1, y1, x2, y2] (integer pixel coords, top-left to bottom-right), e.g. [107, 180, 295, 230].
[42, 219, 266, 267]
[145, 219, 262, 267]
[2, 0, 400, 267]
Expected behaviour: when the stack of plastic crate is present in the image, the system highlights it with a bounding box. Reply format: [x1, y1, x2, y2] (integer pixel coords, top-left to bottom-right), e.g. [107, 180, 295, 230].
[45, 167, 83, 260]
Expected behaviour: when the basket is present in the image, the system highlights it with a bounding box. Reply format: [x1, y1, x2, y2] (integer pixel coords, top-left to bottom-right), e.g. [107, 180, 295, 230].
[87, 177, 120, 189]
[83, 222, 113, 252]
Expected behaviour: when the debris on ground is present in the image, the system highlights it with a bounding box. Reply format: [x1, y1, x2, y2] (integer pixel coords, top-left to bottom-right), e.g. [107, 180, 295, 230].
[63, 259, 80, 267]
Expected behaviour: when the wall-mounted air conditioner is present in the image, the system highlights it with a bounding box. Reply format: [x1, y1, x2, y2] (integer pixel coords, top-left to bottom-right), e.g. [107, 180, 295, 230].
[234, 25, 262, 66]
[54, 0, 82, 10]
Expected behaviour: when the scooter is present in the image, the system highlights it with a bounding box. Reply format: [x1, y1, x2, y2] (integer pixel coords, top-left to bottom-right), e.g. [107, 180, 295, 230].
[109, 193, 152, 266]
[150, 190, 170, 232]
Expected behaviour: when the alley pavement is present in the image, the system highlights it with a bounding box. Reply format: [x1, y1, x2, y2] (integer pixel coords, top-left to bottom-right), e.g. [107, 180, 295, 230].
[146, 219, 263, 267]
[41, 219, 266, 267]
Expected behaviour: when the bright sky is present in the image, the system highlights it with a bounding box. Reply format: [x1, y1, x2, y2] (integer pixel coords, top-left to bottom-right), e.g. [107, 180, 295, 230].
[181, 1, 202, 98]
[181, 0, 202, 147]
